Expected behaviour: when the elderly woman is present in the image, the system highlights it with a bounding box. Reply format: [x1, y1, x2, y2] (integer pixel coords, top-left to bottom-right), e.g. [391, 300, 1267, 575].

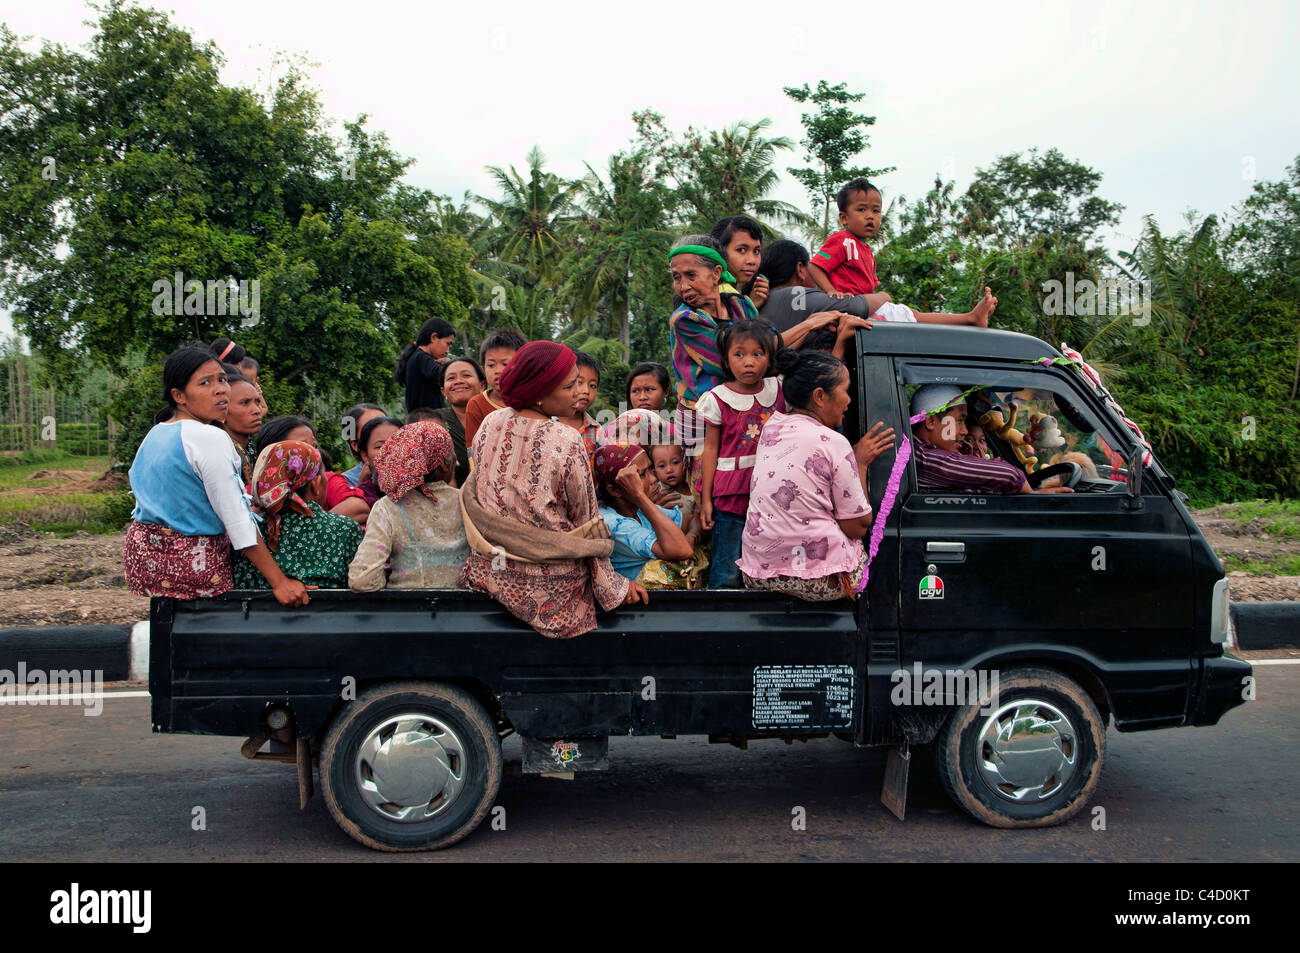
[667, 235, 758, 470]
[738, 348, 894, 601]
[434, 355, 485, 487]
[349, 420, 469, 590]
[124, 347, 310, 606]
[233, 440, 365, 589]
[458, 341, 648, 638]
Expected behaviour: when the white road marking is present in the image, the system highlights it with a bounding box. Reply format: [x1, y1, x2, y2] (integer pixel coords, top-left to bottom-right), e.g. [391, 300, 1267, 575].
[1249, 658, 1300, 666]
[0, 690, 150, 703]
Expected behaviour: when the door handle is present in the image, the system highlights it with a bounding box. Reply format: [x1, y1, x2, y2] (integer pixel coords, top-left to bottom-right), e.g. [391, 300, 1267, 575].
[926, 541, 965, 554]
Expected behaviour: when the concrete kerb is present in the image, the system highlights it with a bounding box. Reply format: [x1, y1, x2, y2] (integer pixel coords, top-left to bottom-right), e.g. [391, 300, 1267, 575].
[0, 603, 1296, 683]
[0, 623, 145, 683]
[1230, 602, 1300, 651]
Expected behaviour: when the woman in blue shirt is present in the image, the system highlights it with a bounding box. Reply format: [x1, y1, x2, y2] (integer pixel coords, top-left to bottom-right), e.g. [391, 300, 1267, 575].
[591, 444, 694, 579]
[123, 347, 312, 606]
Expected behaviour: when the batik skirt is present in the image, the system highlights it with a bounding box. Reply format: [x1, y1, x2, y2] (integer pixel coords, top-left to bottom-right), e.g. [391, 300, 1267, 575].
[123, 520, 234, 599]
[741, 549, 867, 602]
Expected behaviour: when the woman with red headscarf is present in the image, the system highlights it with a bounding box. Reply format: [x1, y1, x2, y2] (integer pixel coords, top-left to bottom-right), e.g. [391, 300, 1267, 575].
[457, 341, 649, 638]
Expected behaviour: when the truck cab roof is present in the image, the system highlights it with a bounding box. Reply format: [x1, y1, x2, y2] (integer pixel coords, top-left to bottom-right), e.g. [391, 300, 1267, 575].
[858, 324, 1059, 363]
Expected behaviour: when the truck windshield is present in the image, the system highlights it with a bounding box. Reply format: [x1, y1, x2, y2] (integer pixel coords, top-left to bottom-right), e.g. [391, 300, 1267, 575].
[901, 365, 1134, 482]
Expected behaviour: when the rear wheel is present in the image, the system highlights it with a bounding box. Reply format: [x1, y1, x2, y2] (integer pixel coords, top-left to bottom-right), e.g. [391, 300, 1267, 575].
[935, 667, 1105, 828]
[320, 681, 501, 851]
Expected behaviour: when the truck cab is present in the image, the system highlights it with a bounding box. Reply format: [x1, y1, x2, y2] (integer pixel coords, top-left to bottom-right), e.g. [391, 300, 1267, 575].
[150, 325, 1250, 850]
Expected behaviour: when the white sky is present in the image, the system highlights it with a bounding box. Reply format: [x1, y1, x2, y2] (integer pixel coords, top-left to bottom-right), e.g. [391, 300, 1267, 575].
[2, 0, 1298, 341]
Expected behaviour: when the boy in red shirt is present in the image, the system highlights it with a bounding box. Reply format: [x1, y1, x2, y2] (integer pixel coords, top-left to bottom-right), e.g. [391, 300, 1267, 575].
[810, 178, 998, 325]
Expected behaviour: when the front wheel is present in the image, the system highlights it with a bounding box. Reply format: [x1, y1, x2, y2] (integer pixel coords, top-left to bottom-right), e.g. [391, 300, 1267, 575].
[319, 681, 502, 851]
[935, 667, 1105, 828]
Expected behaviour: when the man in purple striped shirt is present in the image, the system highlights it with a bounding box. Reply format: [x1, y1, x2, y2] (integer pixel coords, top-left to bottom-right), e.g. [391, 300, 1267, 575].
[910, 385, 1073, 495]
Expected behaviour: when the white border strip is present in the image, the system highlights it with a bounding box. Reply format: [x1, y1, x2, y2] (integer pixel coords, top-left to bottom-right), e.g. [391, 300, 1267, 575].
[129, 621, 150, 682]
[0, 690, 150, 703]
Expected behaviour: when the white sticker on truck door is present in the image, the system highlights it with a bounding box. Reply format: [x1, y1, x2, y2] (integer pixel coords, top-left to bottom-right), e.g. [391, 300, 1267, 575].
[919, 574, 945, 599]
[752, 665, 854, 730]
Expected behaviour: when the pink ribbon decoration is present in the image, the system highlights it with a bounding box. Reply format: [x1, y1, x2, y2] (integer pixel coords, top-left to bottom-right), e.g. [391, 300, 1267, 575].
[857, 412, 926, 594]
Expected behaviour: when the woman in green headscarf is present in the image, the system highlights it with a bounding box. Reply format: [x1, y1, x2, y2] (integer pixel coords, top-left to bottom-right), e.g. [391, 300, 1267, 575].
[667, 234, 759, 479]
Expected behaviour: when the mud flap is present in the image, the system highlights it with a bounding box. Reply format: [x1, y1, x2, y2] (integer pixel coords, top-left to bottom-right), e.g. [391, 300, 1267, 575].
[297, 738, 314, 810]
[522, 736, 609, 775]
[881, 742, 909, 821]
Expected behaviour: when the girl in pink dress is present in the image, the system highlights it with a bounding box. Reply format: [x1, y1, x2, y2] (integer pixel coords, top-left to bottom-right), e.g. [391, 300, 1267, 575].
[695, 319, 785, 588]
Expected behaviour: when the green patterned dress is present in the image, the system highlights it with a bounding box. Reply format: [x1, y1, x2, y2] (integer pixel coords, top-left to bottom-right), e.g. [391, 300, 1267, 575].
[233, 500, 364, 589]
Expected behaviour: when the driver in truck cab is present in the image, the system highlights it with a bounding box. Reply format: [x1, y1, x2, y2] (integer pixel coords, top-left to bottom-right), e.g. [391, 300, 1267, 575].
[910, 384, 1073, 495]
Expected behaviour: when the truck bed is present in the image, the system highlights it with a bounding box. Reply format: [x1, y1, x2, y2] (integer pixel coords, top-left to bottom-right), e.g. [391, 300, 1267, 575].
[149, 589, 862, 743]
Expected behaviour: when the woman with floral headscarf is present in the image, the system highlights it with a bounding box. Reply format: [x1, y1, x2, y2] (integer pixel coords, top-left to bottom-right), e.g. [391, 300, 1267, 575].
[232, 440, 365, 589]
[349, 420, 469, 590]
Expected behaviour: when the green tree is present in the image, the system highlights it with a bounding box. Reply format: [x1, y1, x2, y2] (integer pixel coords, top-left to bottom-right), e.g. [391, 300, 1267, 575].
[475, 146, 580, 289]
[562, 151, 674, 353]
[784, 80, 896, 238]
[960, 147, 1124, 250]
[1108, 214, 1298, 501]
[476, 282, 558, 343]
[0, 3, 474, 462]
[875, 175, 966, 313]
[631, 112, 807, 233]
[1228, 155, 1300, 401]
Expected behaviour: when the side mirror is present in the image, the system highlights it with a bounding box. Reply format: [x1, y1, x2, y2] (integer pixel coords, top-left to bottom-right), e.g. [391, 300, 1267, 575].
[1124, 446, 1144, 509]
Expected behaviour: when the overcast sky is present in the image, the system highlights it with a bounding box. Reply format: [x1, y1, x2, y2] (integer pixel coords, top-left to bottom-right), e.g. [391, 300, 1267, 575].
[3, 0, 1298, 341]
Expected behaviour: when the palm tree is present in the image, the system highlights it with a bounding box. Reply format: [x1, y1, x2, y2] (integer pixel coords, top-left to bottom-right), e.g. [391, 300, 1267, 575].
[1077, 214, 1220, 371]
[475, 147, 580, 288]
[476, 281, 560, 344]
[674, 119, 812, 234]
[561, 151, 674, 353]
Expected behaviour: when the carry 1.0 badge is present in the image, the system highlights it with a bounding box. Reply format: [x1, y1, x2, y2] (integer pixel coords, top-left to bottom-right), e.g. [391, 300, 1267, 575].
[919, 574, 945, 599]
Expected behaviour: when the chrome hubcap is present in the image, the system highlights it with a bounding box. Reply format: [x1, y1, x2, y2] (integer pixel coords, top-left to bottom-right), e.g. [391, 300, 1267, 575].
[975, 699, 1077, 802]
[354, 714, 466, 822]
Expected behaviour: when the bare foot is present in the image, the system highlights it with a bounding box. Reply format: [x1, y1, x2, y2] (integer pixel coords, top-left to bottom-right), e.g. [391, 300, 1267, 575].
[970, 286, 997, 327]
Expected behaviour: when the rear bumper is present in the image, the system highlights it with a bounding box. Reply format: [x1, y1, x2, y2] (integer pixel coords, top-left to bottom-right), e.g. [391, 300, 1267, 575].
[1188, 653, 1252, 726]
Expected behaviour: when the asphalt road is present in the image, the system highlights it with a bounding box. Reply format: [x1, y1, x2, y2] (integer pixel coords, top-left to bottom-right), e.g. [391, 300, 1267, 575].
[2, 657, 1296, 863]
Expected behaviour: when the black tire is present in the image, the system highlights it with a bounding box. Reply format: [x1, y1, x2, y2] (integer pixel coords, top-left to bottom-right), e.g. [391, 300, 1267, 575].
[319, 681, 502, 851]
[934, 667, 1105, 828]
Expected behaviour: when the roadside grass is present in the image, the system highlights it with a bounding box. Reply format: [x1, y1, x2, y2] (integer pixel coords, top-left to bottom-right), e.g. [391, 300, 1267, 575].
[1222, 553, 1300, 575]
[0, 451, 111, 484]
[0, 453, 131, 535]
[1216, 498, 1300, 539]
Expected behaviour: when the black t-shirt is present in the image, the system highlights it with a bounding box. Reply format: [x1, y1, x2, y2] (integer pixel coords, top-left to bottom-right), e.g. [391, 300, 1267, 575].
[760, 286, 877, 351]
[405, 349, 445, 411]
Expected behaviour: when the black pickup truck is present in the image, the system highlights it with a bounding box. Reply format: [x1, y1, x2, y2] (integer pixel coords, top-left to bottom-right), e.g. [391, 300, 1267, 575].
[149, 324, 1251, 851]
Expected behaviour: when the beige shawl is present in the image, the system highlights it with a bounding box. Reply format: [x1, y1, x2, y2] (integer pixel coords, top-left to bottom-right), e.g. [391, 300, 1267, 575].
[459, 468, 613, 565]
